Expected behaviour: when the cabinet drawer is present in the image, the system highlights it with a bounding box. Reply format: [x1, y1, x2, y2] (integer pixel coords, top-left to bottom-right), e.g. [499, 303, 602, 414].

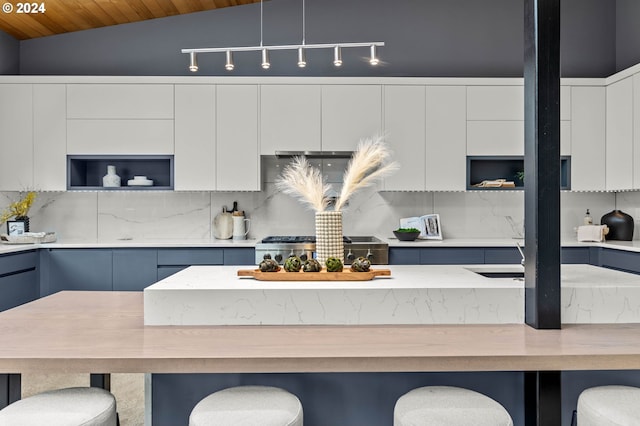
[0, 251, 37, 276]
[157, 249, 224, 266]
[67, 120, 174, 154]
[67, 84, 174, 119]
[600, 248, 640, 274]
[420, 248, 484, 264]
[0, 270, 38, 312]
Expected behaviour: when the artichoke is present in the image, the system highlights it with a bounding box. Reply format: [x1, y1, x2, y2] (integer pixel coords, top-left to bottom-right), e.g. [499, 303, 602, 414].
[284, 255, 303, 272]
[325, 257, 344, 272]
[302, 258, 322, 272]
[259, 258, 280, 272]
[350, 256, 371, 272]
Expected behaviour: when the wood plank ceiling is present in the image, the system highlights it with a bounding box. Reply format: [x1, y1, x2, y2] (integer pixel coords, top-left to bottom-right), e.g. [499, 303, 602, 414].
[0, 0, 260, 40]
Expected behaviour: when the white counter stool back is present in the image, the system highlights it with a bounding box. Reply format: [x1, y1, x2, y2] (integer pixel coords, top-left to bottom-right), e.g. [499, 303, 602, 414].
[577, 385, 640, 425]
[0, 386, 117, 426]
[189, 385, 303, 426]
[394, 386, 513, 426]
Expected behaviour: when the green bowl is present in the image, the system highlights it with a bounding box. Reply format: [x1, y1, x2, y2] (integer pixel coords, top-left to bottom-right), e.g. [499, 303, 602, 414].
[393, 230, 421, 241]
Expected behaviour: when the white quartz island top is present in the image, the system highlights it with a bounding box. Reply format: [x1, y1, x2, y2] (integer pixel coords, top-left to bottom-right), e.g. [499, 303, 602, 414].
[143, 264, 640, 326]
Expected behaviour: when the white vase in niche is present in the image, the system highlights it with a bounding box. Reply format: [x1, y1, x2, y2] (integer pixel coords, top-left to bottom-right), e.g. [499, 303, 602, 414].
[103, 165, 121, 187]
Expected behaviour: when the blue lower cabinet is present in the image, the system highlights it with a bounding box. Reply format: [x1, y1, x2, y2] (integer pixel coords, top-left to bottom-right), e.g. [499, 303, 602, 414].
[113, 249, 158, 291]
[485, 247, 522, 264]
[599, 248, 640, 274]
[43, 249, 113, 295]
[0, 250, 38, 312]
[157, 248, 224, 266]
[389, 248, 421, 265]
[561, 247, 591, 264]
[223, 248, 255, 265]
[420, 248, 484, 264]
[157, 266, 188, 281]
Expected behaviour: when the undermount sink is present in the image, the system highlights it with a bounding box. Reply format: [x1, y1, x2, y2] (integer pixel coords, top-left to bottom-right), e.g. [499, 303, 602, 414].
[465, 267, 525, 279]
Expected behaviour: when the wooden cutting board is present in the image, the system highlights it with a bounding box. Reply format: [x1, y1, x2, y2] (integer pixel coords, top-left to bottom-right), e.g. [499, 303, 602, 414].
[237, 268, 391, 281]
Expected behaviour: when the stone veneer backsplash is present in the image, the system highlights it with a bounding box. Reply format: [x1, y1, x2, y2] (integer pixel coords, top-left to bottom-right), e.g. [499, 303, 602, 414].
[2, 187, 638, 242]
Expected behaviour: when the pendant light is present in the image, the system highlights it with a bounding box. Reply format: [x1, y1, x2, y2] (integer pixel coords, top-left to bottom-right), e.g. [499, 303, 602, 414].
[181, 0, 384, 72]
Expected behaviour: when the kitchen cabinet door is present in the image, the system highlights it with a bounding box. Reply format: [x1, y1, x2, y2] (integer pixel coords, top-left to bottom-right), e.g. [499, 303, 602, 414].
[571, 86, 606, 191]
[113, 249, 158, 291]
[43, 249, 112, 296]
[321, 85, 382, 151]
[33, 84, 67, 191]
[606, 77, 634, 191]
[0, 84, 33, 191]
[174, 84, 216, 191]
[67, 119, 174, 154]
[216, 85, 260, 191]
[466, 121, 524, 156]
[260, 85, 321, 155]
[426, 86, 466, 191]
[382, 85, 426, 191]
[467, 86, 524, 120]
[66, 84, 174, 119]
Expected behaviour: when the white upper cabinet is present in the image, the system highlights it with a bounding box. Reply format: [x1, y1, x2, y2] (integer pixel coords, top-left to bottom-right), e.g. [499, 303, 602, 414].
[467, 86, 524, 120]
[0, 84, 33, 191]
[33, 85, 67, 191]
[606, 77, 634, 191]
[66, 84, 174, 155]
[260, 85, 321, 154]
[216, 85, 260, 191]
[466, 86, 524, 156]
[634, 74, 640, 190]
[174, 84, 216, 191]
[426, 86, 467, 191]
[382, 85, 426, 191]
[66, 84, 174, 119]
[321, 85, 382, 151]
[571, 86, 606, 191]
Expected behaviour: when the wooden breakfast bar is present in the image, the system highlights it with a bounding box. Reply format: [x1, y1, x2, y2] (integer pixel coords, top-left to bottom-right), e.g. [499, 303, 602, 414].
[2, 291, 640, 425]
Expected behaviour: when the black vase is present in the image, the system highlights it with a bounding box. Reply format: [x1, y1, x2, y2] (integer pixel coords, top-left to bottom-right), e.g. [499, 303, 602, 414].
[601, 210, 634, 241]
[14, 215, 29, 232]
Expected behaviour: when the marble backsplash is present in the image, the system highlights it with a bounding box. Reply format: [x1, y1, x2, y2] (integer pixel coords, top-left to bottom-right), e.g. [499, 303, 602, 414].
[0, 187, 627, 242]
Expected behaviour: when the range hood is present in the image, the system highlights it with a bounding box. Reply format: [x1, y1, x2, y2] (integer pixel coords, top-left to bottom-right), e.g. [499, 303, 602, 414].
[274, 151, 354, 159]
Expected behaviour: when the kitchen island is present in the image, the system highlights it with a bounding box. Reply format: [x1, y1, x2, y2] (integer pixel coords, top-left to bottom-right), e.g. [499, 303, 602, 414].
[144, 264, 640, 325]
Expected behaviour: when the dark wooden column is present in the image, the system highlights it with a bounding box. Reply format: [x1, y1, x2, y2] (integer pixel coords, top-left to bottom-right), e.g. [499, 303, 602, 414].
[524, 1, 562, 425]
[524, 0, 561, 329]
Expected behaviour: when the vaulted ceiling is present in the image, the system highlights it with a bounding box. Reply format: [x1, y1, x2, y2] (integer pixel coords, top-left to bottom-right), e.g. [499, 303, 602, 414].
[0, 0, 260, 40]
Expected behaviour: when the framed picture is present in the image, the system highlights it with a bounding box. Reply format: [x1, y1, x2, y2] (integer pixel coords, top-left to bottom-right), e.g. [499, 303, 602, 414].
[7, 220, 25, 236]
[422, 214, 442, 240]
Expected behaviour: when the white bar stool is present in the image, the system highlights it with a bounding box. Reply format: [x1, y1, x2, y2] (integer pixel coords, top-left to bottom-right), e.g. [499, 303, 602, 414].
[189, 385, 303, 426]
[394, 386, 513, 426]
[0, 387, 117, 426]
[577, 385, 640, 425]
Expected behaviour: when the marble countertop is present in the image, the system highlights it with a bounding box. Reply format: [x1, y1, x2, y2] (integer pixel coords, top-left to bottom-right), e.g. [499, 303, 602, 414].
[144, 264, 640, 326]
[2, 237, 640, 255]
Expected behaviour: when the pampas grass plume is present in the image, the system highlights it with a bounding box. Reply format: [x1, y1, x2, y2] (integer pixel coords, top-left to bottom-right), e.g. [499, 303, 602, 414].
[275, 156, 331, 212]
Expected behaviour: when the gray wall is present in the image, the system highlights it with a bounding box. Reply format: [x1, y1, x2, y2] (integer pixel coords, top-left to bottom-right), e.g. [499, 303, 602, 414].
[0, 30, 18, 74]
[16, 0, 616, 77]
[616, 0, 640, 72]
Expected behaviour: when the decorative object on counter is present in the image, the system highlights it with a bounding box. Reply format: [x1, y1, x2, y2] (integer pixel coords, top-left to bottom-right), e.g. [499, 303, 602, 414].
[232, 210, 251, 241]
[302, 258, 322, 272]
[284, 255, 303, 272]
[399, 214, 443, 240]
[275, 135, 398, 265]
[102, 165, 121, 187]
[127, 176, 153, 186]
[0, 191, 36, 232]
[584, 209, 593, 225]
[472, 179, 515, 188]
[601, 210, 634, 241]
[258, 258, 281, 272]
[325, 257, 344, 272]
[393, 228, 421, 242]
[350, 256, 371, 272]
[237, 267, 390, 281]
[213, 206, 233, 239]
[1, 231, 56, 244]
[577, 225, 608, 242]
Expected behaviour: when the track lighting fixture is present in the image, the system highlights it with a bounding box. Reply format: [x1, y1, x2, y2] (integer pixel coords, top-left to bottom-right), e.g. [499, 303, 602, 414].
[189, 52, 198, 72]
[181, 0, 383, 72]
[225, 50, 234, 71]
[333, 46, 342, 67]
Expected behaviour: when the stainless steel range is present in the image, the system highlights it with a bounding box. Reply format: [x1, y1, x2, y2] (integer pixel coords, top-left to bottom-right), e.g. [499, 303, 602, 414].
[255, 236, 389, 265]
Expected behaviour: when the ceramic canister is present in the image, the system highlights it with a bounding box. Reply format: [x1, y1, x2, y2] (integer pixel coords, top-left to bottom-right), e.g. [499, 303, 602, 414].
[601, 209, 634, 241]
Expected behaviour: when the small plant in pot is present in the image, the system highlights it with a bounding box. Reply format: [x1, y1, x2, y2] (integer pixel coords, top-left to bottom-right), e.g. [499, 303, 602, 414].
[393, 228, 421, 241]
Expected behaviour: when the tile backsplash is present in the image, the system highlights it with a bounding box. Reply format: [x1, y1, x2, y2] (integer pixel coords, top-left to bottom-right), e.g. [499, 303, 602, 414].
[2, 187, 621, 242]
